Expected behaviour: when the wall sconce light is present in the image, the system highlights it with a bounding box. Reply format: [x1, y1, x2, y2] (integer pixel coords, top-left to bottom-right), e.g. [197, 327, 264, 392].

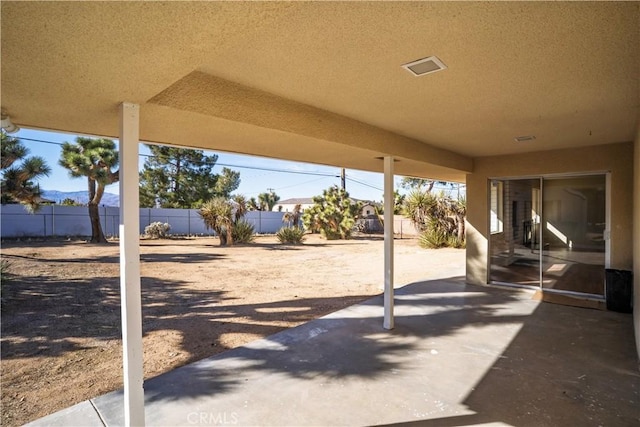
[1, 114, 20, 133]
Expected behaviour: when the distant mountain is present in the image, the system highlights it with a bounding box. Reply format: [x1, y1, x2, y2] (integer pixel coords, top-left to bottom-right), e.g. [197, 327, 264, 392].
[42, 190, 120, 207]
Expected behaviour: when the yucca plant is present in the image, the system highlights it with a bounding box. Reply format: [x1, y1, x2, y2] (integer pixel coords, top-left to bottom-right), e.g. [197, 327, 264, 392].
[405, 189, 466, 248]
[419, 218, 449, 249]
[276, 226, 305, 244]
[447, 235, 466, 249]
[199, 197, 234, 245]
[200, 195, 256, 246]
[232, 220, 256, 244]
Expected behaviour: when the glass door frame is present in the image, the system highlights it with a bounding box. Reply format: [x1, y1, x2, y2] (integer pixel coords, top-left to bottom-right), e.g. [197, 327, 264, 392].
[487, 176, 543, 291]
[487, 172, 610, 299]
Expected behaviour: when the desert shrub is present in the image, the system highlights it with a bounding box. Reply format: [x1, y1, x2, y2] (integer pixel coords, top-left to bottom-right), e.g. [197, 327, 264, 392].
[447, 235, 466, 249]
[60, 198, 83, 206]
[405, 190, 466, 248]
[276, 226, 305, 244]
[419, 227, 448, 249]
[232, 220, 256, 244]
[144, 222, 171, 239]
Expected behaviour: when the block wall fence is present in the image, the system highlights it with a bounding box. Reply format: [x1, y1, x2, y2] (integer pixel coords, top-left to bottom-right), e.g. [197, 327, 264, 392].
[1, 205, 421, 239]
[0, 205, 286, 238]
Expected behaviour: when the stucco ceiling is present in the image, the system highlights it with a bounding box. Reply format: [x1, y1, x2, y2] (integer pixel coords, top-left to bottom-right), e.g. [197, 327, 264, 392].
[1, 2, 638, 182]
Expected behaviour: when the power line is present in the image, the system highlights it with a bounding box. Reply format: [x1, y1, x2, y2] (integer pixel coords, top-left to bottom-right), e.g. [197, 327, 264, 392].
[19, 135, 462, 195]
[143, 152, 340, 178]
[18, 136, 64, 146]
[250, 176, 334, 196]
[347, 176, 383, 192]
[18, 136, 341, 178]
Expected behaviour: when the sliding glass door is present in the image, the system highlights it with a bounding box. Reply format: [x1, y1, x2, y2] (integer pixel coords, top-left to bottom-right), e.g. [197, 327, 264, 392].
[489, 178, 542, 287]
[489, 175, 606, 297]
[541, 176, 606, 295]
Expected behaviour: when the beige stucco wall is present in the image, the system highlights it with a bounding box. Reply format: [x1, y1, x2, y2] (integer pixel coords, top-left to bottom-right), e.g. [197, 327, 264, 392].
[466, 141, 634, 288]
[634, 120, 640, 360]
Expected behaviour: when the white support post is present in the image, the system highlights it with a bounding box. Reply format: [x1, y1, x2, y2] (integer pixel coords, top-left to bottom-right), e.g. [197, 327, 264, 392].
[119, 102, 145, 426]
[383, 156, 395, 330]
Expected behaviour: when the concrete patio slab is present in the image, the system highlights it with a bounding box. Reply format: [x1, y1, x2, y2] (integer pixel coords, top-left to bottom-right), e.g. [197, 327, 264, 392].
[23, 400, 105, 427]
[27, 278, 639, 426]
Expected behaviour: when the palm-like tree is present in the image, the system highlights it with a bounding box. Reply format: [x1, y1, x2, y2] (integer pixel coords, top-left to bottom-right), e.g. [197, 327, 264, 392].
[232, 194, 248, 223]
[199, 197, 234, 246]
[450, 196, 466, 243]
[403, 190, 435, 232]
[404, 189, 466, 248]
[59, 137, 118, 243]
[258, 190, 280, 211]
[1, 132, 51, 212]
[282, 203, 302, 228]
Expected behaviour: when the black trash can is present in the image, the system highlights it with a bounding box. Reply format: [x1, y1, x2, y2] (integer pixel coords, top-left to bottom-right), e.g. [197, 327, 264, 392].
[605, 269, 633, 313]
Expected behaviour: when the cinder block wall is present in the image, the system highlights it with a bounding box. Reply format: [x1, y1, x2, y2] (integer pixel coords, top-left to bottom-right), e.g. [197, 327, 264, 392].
[0, 206, 286, 238]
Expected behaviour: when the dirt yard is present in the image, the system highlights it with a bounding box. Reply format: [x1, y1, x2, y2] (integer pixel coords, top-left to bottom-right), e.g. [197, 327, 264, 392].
[0, 234, 464, 426]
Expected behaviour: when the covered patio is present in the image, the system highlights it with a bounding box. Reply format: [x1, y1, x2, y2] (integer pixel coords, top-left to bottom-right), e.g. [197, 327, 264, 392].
[2, 2, 638, 426]
[28, 278, 638, 426]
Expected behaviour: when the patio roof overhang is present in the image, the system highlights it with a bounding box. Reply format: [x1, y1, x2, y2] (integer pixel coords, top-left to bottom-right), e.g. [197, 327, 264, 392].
[2, 2, 639, 426]
[2, 2, 638, 181]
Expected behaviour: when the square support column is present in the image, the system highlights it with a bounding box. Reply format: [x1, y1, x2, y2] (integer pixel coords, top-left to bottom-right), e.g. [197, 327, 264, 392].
[383, 156, 395, 330]
[119, 102, 145, 426]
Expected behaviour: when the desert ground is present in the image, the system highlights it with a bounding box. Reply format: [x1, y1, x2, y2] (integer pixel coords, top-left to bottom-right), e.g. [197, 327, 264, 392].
[1, 234, 464, 426]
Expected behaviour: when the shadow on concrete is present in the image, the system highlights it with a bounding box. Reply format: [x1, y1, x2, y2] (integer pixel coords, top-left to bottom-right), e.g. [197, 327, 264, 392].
[379, 283, 639, 427]
[22, 275, 639, 426]
[138, 279, 638, 426]
[134, 279, 528, 404]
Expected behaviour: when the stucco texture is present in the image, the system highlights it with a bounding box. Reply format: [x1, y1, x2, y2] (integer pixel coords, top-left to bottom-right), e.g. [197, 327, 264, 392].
[2, 2, 638, 181]
[466, 142, 634, 286]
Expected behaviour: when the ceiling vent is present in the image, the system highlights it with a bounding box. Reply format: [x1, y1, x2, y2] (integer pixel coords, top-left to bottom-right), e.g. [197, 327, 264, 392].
[402, 56, 447, 76]
[514, 135, 536, 142]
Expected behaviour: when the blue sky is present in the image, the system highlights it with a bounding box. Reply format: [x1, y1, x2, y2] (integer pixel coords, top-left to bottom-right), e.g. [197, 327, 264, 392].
[14, 128, 395, 202]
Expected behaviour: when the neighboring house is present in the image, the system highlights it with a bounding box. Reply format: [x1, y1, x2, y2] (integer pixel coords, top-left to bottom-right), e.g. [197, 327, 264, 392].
[275, 198, 384, 232]
[276, 197, 380, 218]
[274, 198, 314, 212]
[356, 201, 383, 233]
[358, 201, 380, 218]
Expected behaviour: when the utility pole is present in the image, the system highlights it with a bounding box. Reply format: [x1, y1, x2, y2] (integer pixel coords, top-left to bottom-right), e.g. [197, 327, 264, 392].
[341, 168, 346, 191]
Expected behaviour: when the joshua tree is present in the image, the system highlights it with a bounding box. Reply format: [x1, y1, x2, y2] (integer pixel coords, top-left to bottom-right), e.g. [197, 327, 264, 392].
[1, 132, 51, 212]
[302, 186, 361, 240]
[257, 189, 280, 211]
[59, 137, 118, 243]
